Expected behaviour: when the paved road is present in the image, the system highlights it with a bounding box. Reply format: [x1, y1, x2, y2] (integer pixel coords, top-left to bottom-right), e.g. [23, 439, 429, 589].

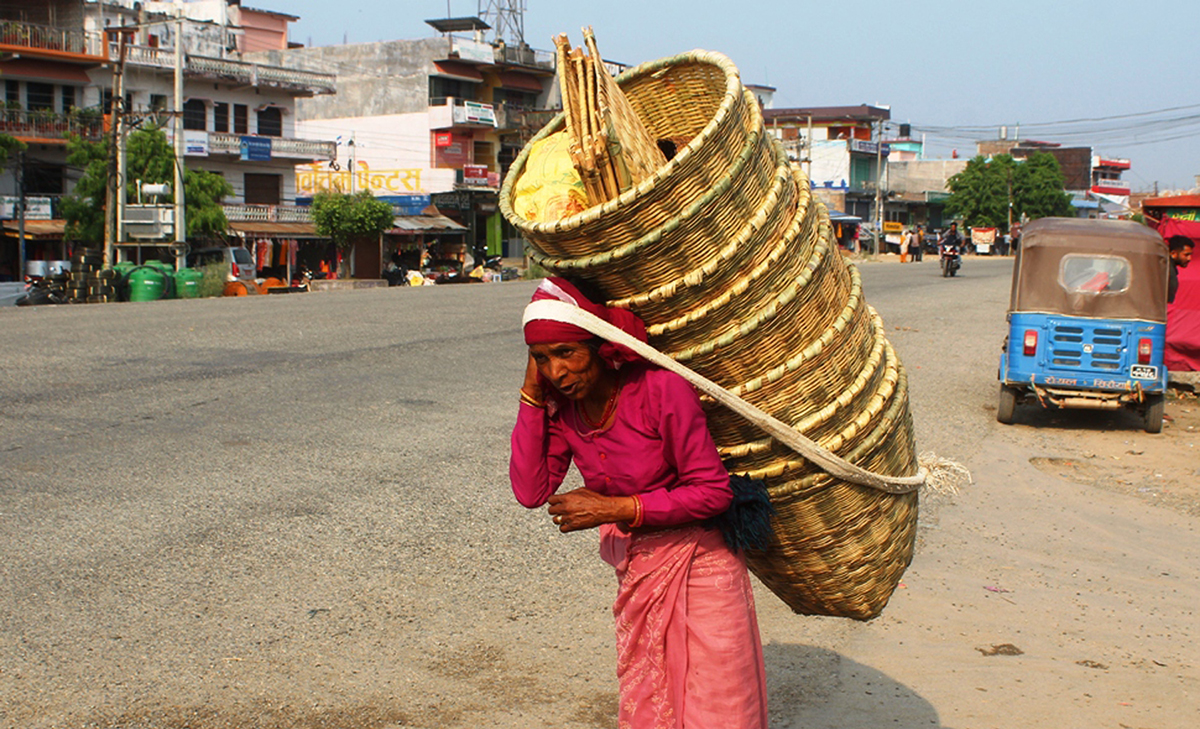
[3, 258, 1196, 728]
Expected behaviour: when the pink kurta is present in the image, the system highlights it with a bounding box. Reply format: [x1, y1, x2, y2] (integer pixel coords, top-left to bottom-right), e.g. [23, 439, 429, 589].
[510, 363, 769, 728]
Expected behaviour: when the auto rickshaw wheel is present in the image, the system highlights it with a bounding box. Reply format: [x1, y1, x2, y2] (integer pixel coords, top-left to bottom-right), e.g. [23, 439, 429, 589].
[997, 384, 1019, 424]
[1143, 394, 1164, 434]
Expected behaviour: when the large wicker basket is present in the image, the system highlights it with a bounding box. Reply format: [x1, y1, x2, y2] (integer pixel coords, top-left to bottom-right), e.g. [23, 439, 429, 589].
[500, 50, 919, 620]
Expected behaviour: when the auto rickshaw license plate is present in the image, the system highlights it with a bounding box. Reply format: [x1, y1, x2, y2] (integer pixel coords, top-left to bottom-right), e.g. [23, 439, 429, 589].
[1130, 365, 1159, 380]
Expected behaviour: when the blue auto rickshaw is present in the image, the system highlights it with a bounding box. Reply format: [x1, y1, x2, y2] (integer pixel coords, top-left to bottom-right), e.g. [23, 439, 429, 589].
[997, 217, 1169, 433]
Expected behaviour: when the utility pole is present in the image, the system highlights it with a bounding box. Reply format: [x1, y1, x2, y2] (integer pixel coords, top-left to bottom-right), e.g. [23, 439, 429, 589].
[16, 149, 25, 279]
[348, 132, 356, 194]
[874, 119, 884, 254]
[104, 30, 127, 270]
[173, 9, 186, 269]
[805, 114, 813, 182]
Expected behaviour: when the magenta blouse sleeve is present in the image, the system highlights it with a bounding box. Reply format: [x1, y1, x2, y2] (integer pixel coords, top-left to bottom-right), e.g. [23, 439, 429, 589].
[637, 372, 733, 526]
[509, 402, 573, 508]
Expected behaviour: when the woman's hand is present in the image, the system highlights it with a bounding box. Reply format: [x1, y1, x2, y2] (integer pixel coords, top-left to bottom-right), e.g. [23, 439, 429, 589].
[522, 352, 543, 403]
[547, 488, 636, 532]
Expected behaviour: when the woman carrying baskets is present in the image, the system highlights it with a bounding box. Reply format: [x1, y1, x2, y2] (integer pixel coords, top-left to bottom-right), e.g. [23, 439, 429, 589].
[510, 277, 769, 728]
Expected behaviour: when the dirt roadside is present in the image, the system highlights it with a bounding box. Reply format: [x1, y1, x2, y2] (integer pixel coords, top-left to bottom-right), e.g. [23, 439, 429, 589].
[992, 381, 1200, 518]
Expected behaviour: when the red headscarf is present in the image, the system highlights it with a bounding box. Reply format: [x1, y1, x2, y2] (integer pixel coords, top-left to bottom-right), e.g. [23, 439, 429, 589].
[523, 277, 648, 368]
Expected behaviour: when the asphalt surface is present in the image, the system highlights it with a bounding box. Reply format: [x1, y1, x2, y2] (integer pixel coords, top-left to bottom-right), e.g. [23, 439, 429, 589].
[9, 256, 1185, 729]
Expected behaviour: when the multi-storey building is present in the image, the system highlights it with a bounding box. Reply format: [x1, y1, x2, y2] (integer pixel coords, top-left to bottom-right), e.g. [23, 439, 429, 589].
[0, 0, 107, 278]
[764, 105, 892, 247]
[248, 18, 559, 278]
[0, 0, 337, 278]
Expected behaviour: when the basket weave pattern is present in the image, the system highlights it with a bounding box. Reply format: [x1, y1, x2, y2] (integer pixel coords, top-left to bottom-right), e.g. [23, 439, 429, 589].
[499, 50, 919, 620]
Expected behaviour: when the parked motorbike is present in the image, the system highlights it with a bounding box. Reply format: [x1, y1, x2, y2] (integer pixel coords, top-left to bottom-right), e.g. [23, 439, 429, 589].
[484, 254, 504, 271]
[940, 243, 961, 277]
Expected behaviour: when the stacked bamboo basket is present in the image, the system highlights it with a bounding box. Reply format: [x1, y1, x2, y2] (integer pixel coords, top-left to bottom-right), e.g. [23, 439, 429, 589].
[500, 48, 919, 620]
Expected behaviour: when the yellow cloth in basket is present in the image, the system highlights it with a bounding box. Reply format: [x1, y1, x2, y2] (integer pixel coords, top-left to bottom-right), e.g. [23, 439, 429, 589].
[512, 132, 588, 223]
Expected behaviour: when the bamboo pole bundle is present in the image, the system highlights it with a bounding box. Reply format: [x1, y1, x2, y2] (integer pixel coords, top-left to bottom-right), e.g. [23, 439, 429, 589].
[554, 29, 666, 206]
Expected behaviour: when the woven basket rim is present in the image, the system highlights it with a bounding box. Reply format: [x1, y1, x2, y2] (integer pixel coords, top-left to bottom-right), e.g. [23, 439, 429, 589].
[609, 163, 806, 311]
[531, 93, 768, 271]
[498, 50, 743, 234]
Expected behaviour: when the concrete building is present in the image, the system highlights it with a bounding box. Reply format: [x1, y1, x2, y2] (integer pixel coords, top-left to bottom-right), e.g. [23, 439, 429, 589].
[248, 18, 558, 277]
[0, 0, 107, 278]
[0, 0, 337, 278]
[763, 105, 892, 246]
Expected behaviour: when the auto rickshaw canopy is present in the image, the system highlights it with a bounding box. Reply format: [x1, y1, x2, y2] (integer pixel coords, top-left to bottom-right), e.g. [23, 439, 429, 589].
[1009, 217, 1169, 323]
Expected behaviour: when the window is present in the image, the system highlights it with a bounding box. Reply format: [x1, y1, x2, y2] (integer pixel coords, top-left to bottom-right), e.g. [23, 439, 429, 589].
[429, 76, 476, 103]
[150, 94, 167, 113]
[61, 86, 76, 114]
[25, 164, 65, 195]
[213, 102, 229, 133]
[243, 173, 282, 205]
[27, 83, 54, 112]
[256, 106, 282, 137]
[1060, 255, 1131, 294]
[233, 104, 248, 134]
[5, 80, 19, 106]
[183, 99, 206, 130]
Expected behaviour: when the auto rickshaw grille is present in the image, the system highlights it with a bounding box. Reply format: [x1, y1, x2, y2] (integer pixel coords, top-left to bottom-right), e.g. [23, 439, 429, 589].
[1049, 321, 1127, 372]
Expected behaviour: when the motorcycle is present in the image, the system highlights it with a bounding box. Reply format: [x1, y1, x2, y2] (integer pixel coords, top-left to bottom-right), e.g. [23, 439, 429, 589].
[940, 243, 961, 277]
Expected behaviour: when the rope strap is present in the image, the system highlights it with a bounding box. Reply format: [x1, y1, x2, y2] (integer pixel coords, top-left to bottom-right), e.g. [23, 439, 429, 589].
[523, 299, 926, 494]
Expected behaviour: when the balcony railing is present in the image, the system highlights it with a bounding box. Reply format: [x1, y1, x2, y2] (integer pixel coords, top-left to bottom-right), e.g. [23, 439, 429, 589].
[0, 108, 105, 141]
[110, 43, 337, 94]
[208, 132, 336, 161]
[0, 20, 89, 55]
[222, 204, 312, 223]
[110, 42, 176, 71]
[187, 55, 336, 94]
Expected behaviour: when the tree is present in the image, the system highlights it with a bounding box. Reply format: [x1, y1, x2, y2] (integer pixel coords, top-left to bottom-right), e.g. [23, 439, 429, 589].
[945, 155, 1011, 229]
[945, 151, 1072, 232]
[310, 189, 395, 250]
[0, 133, 26, 171]
[1012, 151, 1073, 220]
[61, 126, 234, 245]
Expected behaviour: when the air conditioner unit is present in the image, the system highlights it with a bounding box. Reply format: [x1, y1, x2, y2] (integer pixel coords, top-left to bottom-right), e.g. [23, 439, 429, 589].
[123, 204, 176, 240]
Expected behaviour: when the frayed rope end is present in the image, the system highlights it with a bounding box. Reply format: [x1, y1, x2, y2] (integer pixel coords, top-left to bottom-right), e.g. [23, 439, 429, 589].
[916, 451, 972, 497]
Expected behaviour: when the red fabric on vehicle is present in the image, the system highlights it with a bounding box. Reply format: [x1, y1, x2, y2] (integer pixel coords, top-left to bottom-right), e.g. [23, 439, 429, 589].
[1153, 217, 1200, 370]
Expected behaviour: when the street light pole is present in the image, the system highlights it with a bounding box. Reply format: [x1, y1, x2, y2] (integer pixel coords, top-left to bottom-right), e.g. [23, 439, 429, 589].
[173, 8, 186, 269]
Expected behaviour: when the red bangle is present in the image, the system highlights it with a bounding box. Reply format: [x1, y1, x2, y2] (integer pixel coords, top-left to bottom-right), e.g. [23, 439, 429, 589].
[629, 495, 644, 528]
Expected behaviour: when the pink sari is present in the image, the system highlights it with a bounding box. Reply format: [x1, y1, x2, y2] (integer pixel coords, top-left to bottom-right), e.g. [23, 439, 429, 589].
[600, 524, 769, 729]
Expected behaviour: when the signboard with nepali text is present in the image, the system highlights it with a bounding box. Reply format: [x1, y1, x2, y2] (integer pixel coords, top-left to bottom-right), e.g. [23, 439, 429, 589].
[240, 136, 272, 162]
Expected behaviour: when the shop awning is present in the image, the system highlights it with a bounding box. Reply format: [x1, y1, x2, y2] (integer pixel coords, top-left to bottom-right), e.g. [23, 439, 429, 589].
[3, 219, 66, 238]
[228, 221, 321, 238]
[497, 71, 544, 92]
[432, 61, 483, 83]
[0, 59, 96, 82]
[386, 214, 468, 234]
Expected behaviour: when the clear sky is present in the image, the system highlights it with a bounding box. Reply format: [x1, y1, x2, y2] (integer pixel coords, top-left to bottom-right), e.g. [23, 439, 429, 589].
[282, 0, 1200, 193]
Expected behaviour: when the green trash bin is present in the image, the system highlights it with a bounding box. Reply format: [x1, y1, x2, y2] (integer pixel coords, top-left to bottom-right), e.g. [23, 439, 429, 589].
[174, 268, 203, 299]
[127, 266, 167, 302]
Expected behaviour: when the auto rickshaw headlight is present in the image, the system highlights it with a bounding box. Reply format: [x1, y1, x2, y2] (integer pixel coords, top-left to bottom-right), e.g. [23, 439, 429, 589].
[1023, 330, 1038, 356]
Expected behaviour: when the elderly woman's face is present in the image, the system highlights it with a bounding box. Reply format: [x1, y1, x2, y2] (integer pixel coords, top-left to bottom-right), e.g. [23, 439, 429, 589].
[529, 341, 604, 400]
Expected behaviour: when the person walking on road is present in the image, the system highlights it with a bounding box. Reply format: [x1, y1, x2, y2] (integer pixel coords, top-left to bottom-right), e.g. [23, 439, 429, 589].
[909, 227, 923, 262]
[509, 277, 770, 729]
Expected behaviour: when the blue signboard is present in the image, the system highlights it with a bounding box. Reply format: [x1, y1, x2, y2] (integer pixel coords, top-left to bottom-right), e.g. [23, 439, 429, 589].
[240, 136, 272, 161]
[380, 194, 432, 216]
